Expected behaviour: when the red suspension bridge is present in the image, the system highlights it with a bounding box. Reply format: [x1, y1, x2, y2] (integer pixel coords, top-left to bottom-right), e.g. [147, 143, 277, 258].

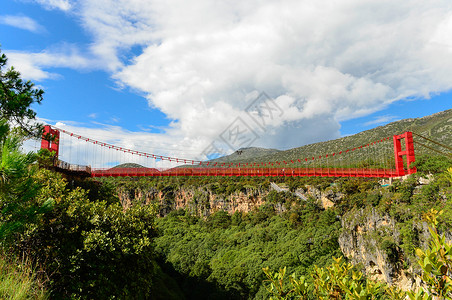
[40, 125, 419, 178]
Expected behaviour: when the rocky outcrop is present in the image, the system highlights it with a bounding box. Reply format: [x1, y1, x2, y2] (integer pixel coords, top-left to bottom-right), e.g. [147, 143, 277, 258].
[117, 185, 269, 216]
[340, 208, 399, 284]
[295, 185, 344, 209]
[173, 187, 268, 217]
[117, 182, 344, 216]
[338, 207, 431, 291]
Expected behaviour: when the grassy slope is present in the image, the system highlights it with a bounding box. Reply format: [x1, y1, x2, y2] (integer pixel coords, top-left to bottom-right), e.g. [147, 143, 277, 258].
[208, 147, 281, 163]
[0, 255, 47, 300]
[212, 109, 452, 164]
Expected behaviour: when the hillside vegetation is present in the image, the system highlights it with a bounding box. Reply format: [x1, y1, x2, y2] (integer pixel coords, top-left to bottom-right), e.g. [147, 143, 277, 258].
[210, 109, 452, 165]
[100, 155, 450, 299]
[209, 147, 282, 163]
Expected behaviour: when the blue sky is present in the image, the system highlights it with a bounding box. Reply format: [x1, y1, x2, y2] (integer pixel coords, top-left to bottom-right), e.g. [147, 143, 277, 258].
[1, 0, 451, 165]
[1, 0, 171, 133]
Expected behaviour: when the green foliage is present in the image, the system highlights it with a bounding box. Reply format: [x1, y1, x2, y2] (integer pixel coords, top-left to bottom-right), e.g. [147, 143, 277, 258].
[378, 164, 452, 262]
[207, 210, 231, 229]
[366, 192, 381, 207]
[380, 238, 399, 265]
[0, 251, 48, 299]
[447, 167, 452, 183]
[0, 49, 43, 137]
[334, 178, 381, 213]
[398, 223, 421, 260]
[395, 175, 417, 204]
[414, 154, 452, 175]
[37, 148, 57, 167]
[408, 209, 452, 299]
[19, 169, 160, 299]
[407, 289, 432, 300]
[262, 257, 406, 300]
[154, 198, 342, 299]
[0, 120, 52, 243]
[262, 266, 309, 299]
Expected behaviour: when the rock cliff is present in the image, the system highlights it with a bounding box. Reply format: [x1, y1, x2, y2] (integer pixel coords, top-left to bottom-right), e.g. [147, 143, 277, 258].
[117, 185, 269, 216]
[338, 207, 432, 291]
[116, 182, 344, 215]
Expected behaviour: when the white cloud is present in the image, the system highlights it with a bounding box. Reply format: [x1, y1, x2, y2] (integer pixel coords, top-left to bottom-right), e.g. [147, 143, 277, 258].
[76, 0, 157, 71]
[13, 0, 452, 161]
[104, 0, 452, 151]
[364, 115, 399, 127]
[0, 15, 45, 33]
[33, 0, 72, 11]
[5, 44, 98, 81]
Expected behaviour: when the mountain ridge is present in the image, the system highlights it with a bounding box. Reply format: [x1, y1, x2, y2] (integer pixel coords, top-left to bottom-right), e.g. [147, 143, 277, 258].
[211, 108, 452, 164]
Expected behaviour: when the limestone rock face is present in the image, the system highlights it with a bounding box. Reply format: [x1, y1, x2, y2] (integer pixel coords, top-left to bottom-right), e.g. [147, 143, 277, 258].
[117, 182, 347, 217]
[338, 207, 425, 291]
[117, 185, 269, 216]
[340, 208, 397, 283]
[295, 185, 343, 209]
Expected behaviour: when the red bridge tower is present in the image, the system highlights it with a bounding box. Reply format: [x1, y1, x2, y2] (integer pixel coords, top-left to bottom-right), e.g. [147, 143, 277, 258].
[41, 125, 60, 157]
[393, 131, 416, 177]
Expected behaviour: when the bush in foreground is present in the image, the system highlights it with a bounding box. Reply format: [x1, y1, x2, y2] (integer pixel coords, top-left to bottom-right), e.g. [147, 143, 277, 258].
[0, 252, 47, 299]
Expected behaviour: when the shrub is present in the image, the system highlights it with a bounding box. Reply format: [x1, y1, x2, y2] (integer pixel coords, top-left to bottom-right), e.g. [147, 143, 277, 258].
[20, 170, 159, 299]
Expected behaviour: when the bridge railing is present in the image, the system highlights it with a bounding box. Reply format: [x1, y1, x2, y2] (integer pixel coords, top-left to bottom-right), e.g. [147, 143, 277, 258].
[56, 160, 92, 174]
[90, 167, 399, 178]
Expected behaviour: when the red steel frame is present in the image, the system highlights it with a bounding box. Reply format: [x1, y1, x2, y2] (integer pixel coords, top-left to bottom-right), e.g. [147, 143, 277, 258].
[41, 125, 60, 157]
[393, 131, 416, 176]
[90, 167, 398, 178]
[41, 126, 417, 178]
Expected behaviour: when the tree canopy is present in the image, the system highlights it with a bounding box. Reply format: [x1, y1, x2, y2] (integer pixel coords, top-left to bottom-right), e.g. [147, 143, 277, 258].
[0, 49, 43, 137]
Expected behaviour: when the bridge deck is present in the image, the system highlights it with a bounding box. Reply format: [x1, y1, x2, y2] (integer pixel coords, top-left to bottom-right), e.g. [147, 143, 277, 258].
[91, 167, 398, 178]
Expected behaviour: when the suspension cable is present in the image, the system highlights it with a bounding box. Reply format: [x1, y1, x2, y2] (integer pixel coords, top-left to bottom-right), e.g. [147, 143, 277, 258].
[412, 132, 452, 151]
[414, 141, 452, 158]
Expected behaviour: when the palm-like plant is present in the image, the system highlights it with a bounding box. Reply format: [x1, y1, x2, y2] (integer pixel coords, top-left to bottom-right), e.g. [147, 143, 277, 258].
[0, 119, 51, 243]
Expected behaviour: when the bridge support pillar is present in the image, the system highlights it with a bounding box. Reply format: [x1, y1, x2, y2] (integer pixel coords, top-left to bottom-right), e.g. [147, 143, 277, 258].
[393, 131, 416, 176]
[41, 125, 60, 157]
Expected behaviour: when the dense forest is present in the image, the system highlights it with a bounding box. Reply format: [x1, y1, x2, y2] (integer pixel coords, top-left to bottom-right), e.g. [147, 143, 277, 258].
[99, 157, 451, 299]
[1, 48, 452, 299]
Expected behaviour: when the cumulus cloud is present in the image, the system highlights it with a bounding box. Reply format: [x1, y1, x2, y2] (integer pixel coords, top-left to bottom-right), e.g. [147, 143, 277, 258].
[33, 0, 72, 11]
[5, 44, 98, 81]
[0, 14, 45, 33]
[364, 115, 399, 127]
[77, 0, 157, 71]
[13, 0, 452, 162]
[106, 0, 452, 151]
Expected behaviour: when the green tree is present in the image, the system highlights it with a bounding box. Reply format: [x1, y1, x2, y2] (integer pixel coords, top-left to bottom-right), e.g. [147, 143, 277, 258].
[0, 120, 51, 243]
[0, 49, 43, 137]
[262, 266, 310, 300]
[262, 257, 407, 300]
[20, 169, 160, 299]
[408, 209, 452, 299]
